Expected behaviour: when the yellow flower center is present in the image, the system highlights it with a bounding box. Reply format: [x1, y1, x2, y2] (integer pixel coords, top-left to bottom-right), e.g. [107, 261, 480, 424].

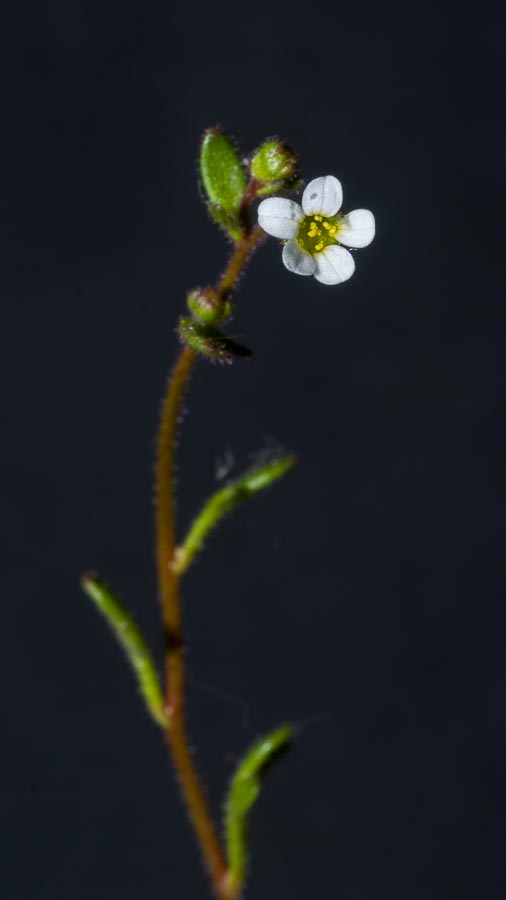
[296, 213, 343, 254]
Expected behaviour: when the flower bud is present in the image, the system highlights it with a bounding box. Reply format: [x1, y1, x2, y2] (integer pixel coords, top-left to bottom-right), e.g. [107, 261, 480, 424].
[250, 139, 298, 184]
[186, 287, 230, 325]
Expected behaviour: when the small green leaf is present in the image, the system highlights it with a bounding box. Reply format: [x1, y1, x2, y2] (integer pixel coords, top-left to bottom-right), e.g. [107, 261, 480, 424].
[207, 204, 244, 243]
[200, 128, 247, 241]
[178, 317, 250, 365]
[173, 455, 297, 574]
[224, 724, 294, 892]
[81, 574, 167, 728]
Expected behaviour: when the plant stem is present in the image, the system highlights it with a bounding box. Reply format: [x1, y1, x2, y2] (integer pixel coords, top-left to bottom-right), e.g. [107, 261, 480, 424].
[156, 345, 197, 631]
[217, 224, 265, 299]
[155, 224, 265, 900]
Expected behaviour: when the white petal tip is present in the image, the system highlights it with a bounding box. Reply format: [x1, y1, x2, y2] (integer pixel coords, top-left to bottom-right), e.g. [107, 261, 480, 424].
[282, 239, 316, 276]
[314, 245, 355, 285]
[338, 209, 375, 248]
[257, 197, 303, 240]
[302, 175, 343, 217]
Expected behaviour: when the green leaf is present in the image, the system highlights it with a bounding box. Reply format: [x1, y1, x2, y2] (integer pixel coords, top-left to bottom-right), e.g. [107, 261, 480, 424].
[178, 316, 251, 365]
[173, 455, 297, 574]
[81, 574, 167, 728]
[207, 204, 244, 243]
[200, 128, 247, 241]
[224, 724, 294, 892]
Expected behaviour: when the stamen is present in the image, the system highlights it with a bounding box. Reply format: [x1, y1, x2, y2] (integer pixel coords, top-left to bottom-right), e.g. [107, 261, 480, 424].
[296, 213, 342, 254]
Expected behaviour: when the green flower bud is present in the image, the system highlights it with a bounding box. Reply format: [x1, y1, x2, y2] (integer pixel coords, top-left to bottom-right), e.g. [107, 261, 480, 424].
[250, 139, 298, 184]
[186, 287, 230, 325]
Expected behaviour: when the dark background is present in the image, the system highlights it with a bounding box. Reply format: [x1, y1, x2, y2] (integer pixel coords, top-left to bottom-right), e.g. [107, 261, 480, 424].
[3, 1, 506, 898]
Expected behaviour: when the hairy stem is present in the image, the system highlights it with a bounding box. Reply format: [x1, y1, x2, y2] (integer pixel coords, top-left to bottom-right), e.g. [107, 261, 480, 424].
[156, 345, 197, 629]
[155, 224, 265, 900]
[217, 224, 265, 299]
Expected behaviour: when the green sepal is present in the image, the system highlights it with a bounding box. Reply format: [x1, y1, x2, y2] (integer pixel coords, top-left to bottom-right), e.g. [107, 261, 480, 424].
[256, 176, 304, 198]
[224, 724, 294, 892]
[200, 128, 247, 242]
[81, 574, 167, 728]
[178, 317, 251, 365]
[173, 455, 297, 574]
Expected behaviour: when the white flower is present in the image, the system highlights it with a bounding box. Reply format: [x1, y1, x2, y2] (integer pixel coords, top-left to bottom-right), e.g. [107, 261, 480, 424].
[257, 175, 375, 285]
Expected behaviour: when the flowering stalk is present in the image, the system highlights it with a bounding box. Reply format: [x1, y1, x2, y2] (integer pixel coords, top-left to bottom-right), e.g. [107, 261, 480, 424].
[155, 224, 266, 900]
[82, 125, 375, 900]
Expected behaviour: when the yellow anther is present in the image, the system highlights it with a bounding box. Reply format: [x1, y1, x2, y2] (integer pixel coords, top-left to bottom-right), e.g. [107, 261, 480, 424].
[297, 214, 340, 254]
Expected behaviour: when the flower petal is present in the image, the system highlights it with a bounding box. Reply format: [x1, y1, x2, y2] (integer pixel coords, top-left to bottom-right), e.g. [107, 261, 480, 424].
[282, 239, 316, 276]
[257, 198, 303, 239]
[338, 209, 375, 248]
[302, 176, 343, 217]
[314, 245, 355, 285]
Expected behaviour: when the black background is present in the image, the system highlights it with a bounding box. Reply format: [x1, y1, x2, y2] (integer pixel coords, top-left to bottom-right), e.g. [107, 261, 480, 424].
[3, 1, 506, 898]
